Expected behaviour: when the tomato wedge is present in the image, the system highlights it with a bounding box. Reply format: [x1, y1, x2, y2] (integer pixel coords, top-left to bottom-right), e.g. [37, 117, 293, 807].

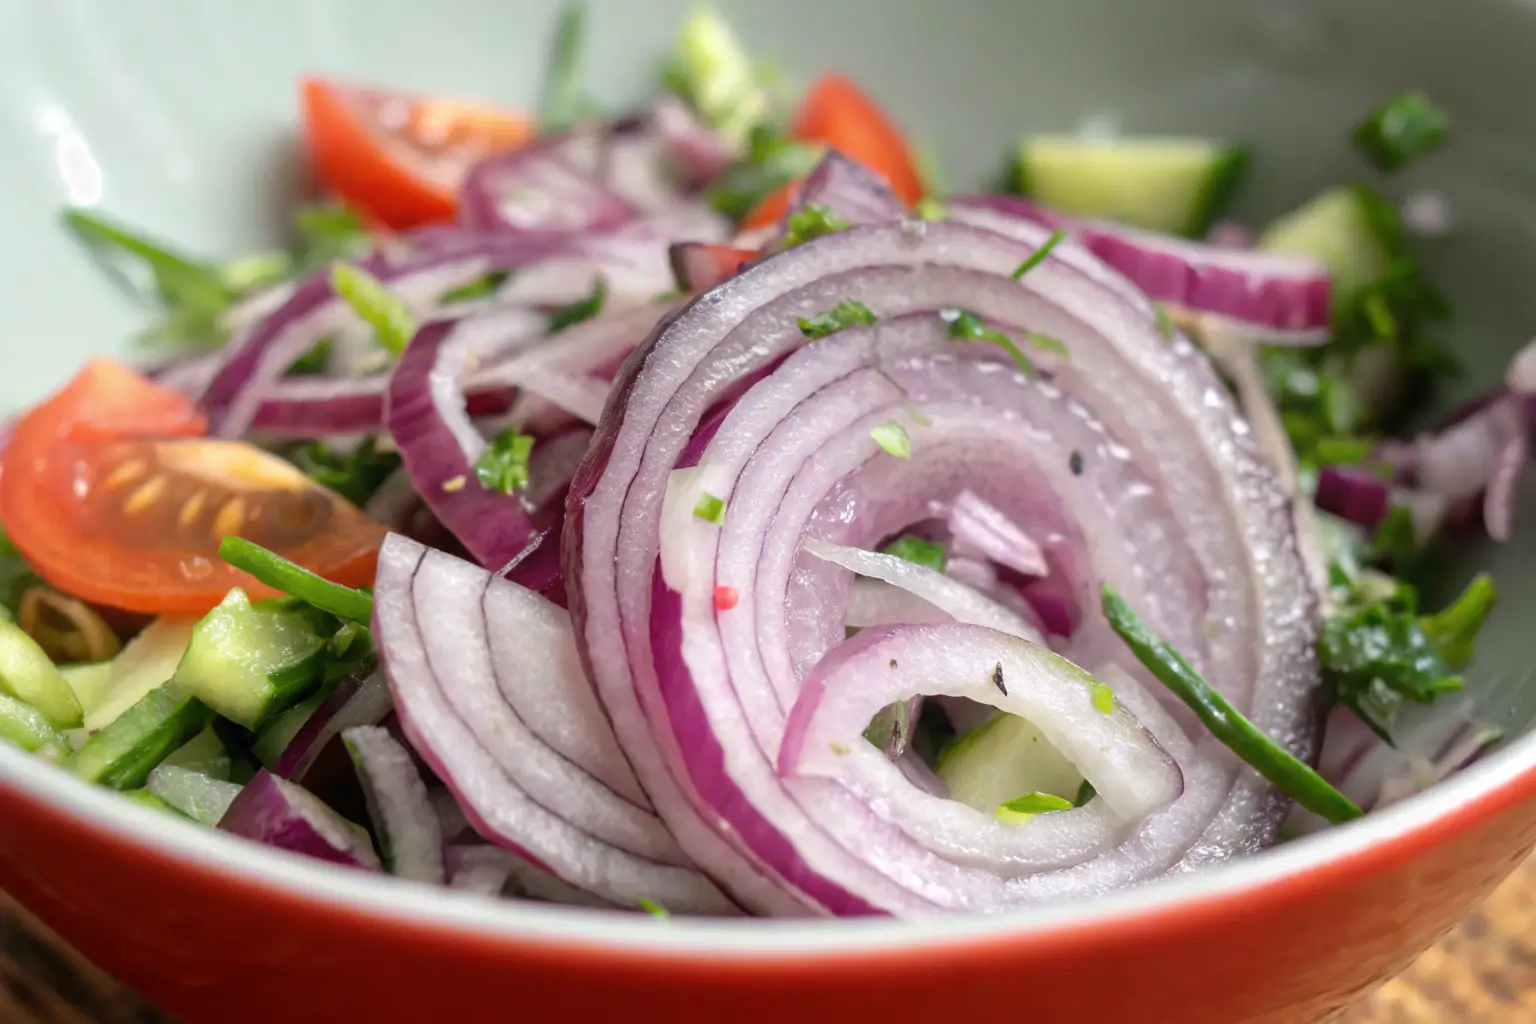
[740, 74, 924, 230]
[301, 77, 533, 230]
[0, 360, 386, 615]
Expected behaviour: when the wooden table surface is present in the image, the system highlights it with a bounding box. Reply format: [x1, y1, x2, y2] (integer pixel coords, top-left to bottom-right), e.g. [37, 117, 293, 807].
[3, 856, 1535, 1023]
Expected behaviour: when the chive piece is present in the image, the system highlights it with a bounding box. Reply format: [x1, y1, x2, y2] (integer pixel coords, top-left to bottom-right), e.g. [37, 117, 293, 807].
[1419, 573, 1496, 670]
[1351, 90, 1449, 174]
[869, 420, 912, 459]
[880, 535, 947, 574]
[475, 429, 535, 495]
[539, 1, 587, 132]
[998, 792, 1074, 816]
[1074, 779, 1097, 807]
[693, 492, 726, 524]
[218, 537, 374, 625]
[1010, 229, 1066, 280]
[549, 278, 606, 333]
[330, 262, 415, 355]
[797, 299, 876, 340]
[1089, 681, 1115, 714]
[638, 897, 670, 919]
[1102, 585, 1363, 824]
[782, 203, 851, 248]
[439, 270, 511, 305]
[941, 307, 1037, 377]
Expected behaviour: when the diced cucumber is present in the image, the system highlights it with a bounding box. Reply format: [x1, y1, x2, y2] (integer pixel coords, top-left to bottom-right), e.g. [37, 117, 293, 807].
[163, 727, 232, 781]
[667, 6, 767, 145]
[251, 693, 324, 769]
[64, 683, 214, 789]
[0, 692, 68, 760]
[171, 590, 333, 730]
[1016, 136, 1249, 237]
[146, 764, 244, 826]
[0, 619, 82, 728]
[60, 662, 113, 712]
[934, 712, 1083, 814]
[1257, 184, 1401, 300]
[82, 616, 197, 733]
[123, 789, 189, 817]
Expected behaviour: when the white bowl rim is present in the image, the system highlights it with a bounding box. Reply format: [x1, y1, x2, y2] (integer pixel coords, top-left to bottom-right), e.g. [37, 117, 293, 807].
[2, 721, 1532, 956]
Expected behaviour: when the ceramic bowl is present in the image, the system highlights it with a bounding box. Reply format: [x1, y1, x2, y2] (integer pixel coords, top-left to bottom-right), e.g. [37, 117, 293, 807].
[1, 1, 1535, 1022]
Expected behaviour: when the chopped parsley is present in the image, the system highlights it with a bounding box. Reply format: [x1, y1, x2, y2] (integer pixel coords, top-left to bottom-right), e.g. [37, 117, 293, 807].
[439, 270, 511, 305]
[637, 898, 670, 919]
[693, 492, 726, 524]
[782, 203, 851, 248]
[474, 430, 535, 495]
[1319, 571, 1495, 743]
[941, 307, 1042, 377]
[1074, 780, 1097, 807]
[286, 337, 333, 376]
[706, 125, 824, 221]
[292, 437, 401, 507]
[291, 202, 372, 273]
[869, 420, 912, 459]
[881, 535, 947, 574]
[1351, 91, 1450, 174]
[797, 300, 876, 339]
[330, 262, 415, 355]
[1010, 228, 1066, 280]
[997, 792, 1074, 818]
[548, 278, 606, 333]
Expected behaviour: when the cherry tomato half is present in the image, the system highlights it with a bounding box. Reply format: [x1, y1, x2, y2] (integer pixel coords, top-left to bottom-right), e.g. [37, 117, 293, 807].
[301, 76, 534, 230]
[0, 361, 386, 614]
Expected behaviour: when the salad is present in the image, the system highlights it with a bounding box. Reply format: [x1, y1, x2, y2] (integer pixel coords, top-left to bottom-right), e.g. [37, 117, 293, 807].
[0, 4, 1526, 917]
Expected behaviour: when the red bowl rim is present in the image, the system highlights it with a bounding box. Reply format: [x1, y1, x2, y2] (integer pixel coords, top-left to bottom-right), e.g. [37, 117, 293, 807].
[3, 727, 1534, 960]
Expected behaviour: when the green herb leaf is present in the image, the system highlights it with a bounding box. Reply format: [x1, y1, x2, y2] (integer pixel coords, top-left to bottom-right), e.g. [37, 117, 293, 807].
[549, 278, 606, 333]
[474, 430, 535, 495]
[706, 126, 824, 221]
[880, 535, 947, 574]
[218, 537, 374, 625]
[286, 337, 334, 377]
[1010, 229, 1065, 280]
[869, 420, 912, 459]
[693, 492, 726, 524]
[941, 307, 1037, 377]
[1102, 585, 1363, 824]
[292, 202, 373, 273]
[783, 203, 852, 248]
[997, 792, 1074, 817]
[539, 2, 588, 133]
[330, 262, 415, 355]
[439, 270, 511, 305]
[797, 299, 876, 340]
[293, 437, 401, 507]
[1351, 90, 1450, 174]
[1074, 779, 1096, 807]
[638, 897, 670, 919]
[1419, 573, 1497, 669]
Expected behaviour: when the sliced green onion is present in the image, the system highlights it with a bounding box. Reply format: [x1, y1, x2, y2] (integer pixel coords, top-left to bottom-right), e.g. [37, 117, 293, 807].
[218, 537, 374, 625]
[1102, 585, 1362, 824]
[329, 262, 415, 355]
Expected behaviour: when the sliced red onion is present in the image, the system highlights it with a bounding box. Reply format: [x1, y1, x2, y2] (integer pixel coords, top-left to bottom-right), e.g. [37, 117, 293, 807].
[430, 786, 472, 842]
[274, 670, 394, 783]
[444, 843, 614, 907]
[1314, 466, 1392, 528]
[569, 216, 1321, 914]
[779, 152, 905, 238]
[373, 533, 736, 913]
[649, 96, 740, 188]
[1387, 394, 1529, 541]
[460, 128, 636, 237]
[1292, 703, 1502, 835]
[217, 769, 382, 872]
[342, 724, 445, 884]
[950, 196, 1331, 343]
[1205, 220, 1255, 249]
[944, 490, 1049, 578]
[146, 765, 244, 827]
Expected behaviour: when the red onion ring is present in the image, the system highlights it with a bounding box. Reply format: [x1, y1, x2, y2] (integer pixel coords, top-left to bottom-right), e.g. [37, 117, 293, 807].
[568, 212, 1320, 915]
[217, 769, 382, 872]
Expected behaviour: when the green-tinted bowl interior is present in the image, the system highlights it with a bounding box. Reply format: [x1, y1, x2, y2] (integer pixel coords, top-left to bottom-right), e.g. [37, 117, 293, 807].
[0, 0, 1530, 740]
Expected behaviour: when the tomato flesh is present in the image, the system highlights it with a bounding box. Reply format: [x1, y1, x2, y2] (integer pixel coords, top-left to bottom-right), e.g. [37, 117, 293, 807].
[302, 77, 533, 230]
[1, 362, 385, 614]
